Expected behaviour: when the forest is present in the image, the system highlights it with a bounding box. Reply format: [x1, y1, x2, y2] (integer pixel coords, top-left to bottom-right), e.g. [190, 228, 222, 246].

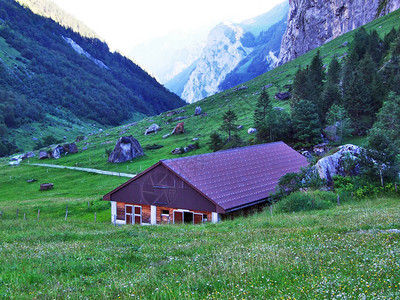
[0, 0, 184, 156]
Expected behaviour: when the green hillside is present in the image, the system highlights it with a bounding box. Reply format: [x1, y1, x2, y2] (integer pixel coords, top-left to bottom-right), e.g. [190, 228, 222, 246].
[0, 0, 185, 155]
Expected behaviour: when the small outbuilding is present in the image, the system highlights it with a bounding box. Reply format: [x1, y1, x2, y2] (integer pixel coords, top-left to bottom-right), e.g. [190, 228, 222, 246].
[103, 142, 308, 225]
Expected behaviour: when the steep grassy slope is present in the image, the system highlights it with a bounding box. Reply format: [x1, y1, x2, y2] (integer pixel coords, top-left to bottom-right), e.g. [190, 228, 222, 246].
[1, 9, 399, 202]
[0, 0, 184, 154]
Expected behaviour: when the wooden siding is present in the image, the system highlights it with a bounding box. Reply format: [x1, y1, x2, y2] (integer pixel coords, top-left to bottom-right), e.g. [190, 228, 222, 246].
[117, 202, 211, 224]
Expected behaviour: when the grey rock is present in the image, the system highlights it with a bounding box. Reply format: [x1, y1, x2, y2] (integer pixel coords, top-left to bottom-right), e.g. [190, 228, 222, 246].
[22, 152, 35, 160]
[237, 125, 243, 130]
[275, 92, 291, 100]
[195, 106, 202, 115]
[144, 124, 160, 135]
[162, 134, 170, 139]
[52, 145, 65, 159]
[277, 0, 400, 65]
[108, 136, 144, 163]
[313, 144, 362, 185]
[39, 151, 50, 160]
[248, 128, 257, 135]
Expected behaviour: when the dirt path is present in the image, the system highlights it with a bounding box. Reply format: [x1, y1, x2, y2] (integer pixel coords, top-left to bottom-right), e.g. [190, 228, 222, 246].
[31, 163, 136, 178]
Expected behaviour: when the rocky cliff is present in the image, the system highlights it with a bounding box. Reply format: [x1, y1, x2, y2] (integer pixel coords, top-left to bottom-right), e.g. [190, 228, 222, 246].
[181, 22, 251, 103]
[278, 0, 400, 65]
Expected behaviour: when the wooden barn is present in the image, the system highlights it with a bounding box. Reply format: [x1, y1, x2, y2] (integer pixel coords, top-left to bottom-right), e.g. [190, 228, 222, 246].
[103, 142, 308, 225]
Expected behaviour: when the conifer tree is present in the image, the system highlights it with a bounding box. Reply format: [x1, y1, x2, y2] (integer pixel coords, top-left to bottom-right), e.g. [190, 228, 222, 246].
[220, 109, 238, 141]
[254, 89, 273, 142]
[291, 99, 321, 146]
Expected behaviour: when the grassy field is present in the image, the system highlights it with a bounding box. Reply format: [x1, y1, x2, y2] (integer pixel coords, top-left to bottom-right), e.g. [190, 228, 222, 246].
[0, 197, 399, 299]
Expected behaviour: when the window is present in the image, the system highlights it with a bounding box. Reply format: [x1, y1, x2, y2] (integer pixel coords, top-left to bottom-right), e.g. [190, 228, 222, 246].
[161, 209, 169, 215]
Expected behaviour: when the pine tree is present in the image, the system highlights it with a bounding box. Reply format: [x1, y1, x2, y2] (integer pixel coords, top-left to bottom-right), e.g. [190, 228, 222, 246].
[208, 132, 224, 152]
[308, 50, 326, 121]
[326, 56, 341, 85]
[220, 109, 238, 141]
[292, 67, 310, 102]
[291, 99, 321, 146]
[254, 89, 273, 142]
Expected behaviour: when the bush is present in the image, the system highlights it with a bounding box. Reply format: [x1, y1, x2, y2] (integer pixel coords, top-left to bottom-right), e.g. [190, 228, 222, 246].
[275, 191, 334, 213]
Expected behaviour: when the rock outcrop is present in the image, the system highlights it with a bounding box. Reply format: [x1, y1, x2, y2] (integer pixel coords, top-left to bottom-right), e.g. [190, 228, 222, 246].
[181, 22, 251, 103]
[313, 144, 362, 185]
[277, 0, 400, 65]
[108, 136, 144, 163]
[144, 124, 160, 135]
[171, 122, 185, 135]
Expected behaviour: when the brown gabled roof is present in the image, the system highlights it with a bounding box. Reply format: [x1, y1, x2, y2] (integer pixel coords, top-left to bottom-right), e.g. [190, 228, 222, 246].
[104, 142, 308, 212]
[161, 142, 308, 212]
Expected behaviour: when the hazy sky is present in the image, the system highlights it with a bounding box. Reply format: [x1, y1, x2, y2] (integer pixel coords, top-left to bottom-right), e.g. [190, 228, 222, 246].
[52, 0, 286, 53]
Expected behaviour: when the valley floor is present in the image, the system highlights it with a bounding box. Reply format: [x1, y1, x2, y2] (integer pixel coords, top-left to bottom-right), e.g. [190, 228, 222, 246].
[0, 197, 399, 299]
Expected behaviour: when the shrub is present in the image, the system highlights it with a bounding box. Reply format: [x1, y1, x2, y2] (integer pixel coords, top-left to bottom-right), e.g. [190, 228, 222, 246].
[275, 191, 334, 213]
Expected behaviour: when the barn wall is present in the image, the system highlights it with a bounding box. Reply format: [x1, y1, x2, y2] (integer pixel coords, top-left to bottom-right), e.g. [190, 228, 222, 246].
[116, 202, 212, 224]
[110, 164, 218, 213]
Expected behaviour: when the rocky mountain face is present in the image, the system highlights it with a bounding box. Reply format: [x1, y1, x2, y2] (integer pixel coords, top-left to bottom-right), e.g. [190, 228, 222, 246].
[181, 22, 251, 103]
[169, 1, 289, 103]
[278, 0, 400, 65]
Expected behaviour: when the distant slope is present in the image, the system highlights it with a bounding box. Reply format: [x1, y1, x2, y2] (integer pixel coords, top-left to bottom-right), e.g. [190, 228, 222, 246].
[16, 0, 100, 39]
[0, 0, 184, 155]
[170, 1, 289, 103]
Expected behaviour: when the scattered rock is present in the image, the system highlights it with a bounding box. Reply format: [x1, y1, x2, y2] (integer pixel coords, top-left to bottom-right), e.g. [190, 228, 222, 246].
[166, 109, 185, 117]
[273, 107, 284, 111]
[275, 92, 292, 100]
[144, 124, 160, 135]
[40, 183, 53, 191]
[162, 134, 170, 139]
[263, 84, 273, 89]
[171, 122, 184, 135]
[192, 138, 199, 141]
[233, 85, 248, 92]
[195, 106, 202, 115]
[63, 136, 67, 140]
[52, 145, 65, 159]
[171, 147, 183, 154]
[172, 116, 188, 121]
[248, 128, 257, 135]
[237, 125, 243, 130]
[313, 143, 329, 155]
[108, 136, 144, 163]
[22, 152, 35, 160]
[32, 137, 38, 141]
[82, 146, 88, 151]
[39, 151, 50, 160]
[76, 136, 87, 142]
[27, 179, 37, 183]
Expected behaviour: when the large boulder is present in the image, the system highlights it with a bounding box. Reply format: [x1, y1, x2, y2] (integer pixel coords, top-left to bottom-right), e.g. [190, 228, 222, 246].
[108, 136, 144, 163]
[144, 124, 160, 135]
[64, 143, 78, 154]
[22, 151, 35, 160]
[171, 122, 185, 135]
[52, 145, 65, 159]
[275, 92, 292, 100]
[194, 106, 202, 115]
[39, 151, 50, 160]
[313, 144, 362, 185]
[248, 128, 257, 135]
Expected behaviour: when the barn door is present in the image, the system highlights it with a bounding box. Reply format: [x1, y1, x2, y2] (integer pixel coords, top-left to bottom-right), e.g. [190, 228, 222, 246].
[134, 206, 142, 224]
[194, 213, 203, 224]
[126, 205, 142, 224]
[125, 205, 133, 224]
[173, 211, 183, 224]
